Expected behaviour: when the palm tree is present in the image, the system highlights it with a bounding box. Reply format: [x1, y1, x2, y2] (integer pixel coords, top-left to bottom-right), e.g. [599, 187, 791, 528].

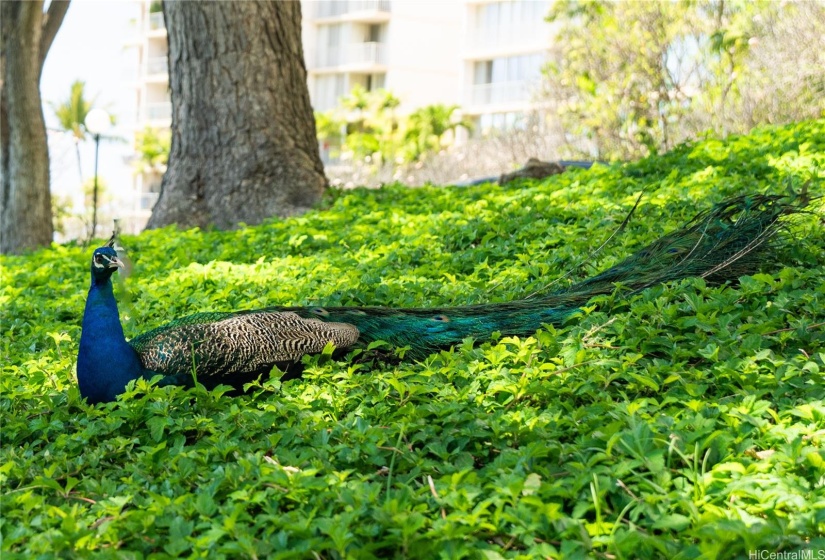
[404, 104, 473, 161]
[133, 127, 171, 175]
[51, 80, 94, 182]
[338, 86, 404, 163]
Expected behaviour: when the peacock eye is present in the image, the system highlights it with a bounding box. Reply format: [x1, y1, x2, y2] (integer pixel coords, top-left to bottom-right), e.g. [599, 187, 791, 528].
[311, 307, 329, 316]
[94, 254, 103, 263]
[432, 314, 450, 322]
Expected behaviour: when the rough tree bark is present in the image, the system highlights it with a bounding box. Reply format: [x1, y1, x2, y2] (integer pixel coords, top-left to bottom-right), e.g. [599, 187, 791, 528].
[0, 1, 70, 254]
[146, 1, 327, 230]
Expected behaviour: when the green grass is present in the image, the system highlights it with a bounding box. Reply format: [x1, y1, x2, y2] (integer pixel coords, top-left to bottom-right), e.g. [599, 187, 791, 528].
[2, 120, 825, 559]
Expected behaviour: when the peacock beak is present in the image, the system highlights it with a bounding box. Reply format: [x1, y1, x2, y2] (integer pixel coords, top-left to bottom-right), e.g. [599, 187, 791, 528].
[107, 256, 125, 269]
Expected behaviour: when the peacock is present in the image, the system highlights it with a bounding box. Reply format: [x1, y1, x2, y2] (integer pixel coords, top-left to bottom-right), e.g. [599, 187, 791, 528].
[77, 193, 804, 404]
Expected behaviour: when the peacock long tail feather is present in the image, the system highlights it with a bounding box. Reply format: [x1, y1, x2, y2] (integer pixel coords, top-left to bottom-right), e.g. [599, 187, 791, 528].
[130, 193, 802, 367]
[268, 194, 802, 359]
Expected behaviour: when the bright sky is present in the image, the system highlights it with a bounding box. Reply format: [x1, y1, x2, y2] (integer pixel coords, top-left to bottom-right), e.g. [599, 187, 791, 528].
[41, 0, 139, 202]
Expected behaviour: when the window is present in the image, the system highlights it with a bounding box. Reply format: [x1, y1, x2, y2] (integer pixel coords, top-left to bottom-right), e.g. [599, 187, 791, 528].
[474, 54, 543, 86]
[475, 1, 550, 28]
[474, 61, 493, 85]
[316, 23, 345, 66]
[349, 73, 385, 93]
[364, 73, 386, 91]
[315, 74, 346, 111]
[367, 24, 383, 42]
[471, 1, 551, 49]
[477, 111, 527, 135]
[316, 1, 348, 19]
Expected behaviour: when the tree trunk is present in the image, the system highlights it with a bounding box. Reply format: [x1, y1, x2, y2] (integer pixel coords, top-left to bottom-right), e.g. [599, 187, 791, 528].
[0, 0, 69, 254]
[147, 1, 327, 230]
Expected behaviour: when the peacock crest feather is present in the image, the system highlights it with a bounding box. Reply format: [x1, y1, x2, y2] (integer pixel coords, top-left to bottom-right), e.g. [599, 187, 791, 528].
[76, 193, 806, 403]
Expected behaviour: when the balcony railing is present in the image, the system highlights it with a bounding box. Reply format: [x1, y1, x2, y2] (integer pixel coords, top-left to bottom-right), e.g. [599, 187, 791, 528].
[467, 24, 547, 51]
[313, 42, 387, 69]
[148, 11, 165, 31]
[147, 56, 168, 76]
[467, 81, 529, 106]
[314, 0, 391, 19]
[146, 101, 172, 121]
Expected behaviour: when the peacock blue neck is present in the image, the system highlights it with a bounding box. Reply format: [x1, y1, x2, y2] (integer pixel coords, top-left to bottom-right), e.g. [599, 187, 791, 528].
[77, 277, 144, 404]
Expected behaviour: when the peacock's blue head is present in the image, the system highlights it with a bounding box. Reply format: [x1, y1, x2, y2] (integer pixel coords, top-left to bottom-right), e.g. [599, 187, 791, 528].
[90, 244, 124, 285]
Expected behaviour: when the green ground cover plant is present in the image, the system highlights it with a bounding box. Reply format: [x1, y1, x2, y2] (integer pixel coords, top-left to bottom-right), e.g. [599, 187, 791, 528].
[2, 120, 825, 558]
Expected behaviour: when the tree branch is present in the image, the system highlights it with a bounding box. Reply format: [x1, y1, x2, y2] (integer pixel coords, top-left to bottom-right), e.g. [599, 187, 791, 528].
[39, 0, 70, 72]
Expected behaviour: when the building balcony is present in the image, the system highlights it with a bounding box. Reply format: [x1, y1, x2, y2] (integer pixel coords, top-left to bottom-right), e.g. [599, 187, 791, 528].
[146, 56, 168, 77]
[145, 101, 172, 122]
[310, 42, 387, 70]
[312, 0, 391, 22]
[466, 24, 548, 55]
[148, 11, 166, 32]
[466, 81, 530, 107]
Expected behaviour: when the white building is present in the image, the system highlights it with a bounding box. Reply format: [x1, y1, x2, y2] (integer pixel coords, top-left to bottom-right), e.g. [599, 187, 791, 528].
[129, 0, 554, 228]
[460, 0, 553, 135]
[303, 1, 461, 112]
[303, 0, 554, 134]
[129, 1, 170, 232]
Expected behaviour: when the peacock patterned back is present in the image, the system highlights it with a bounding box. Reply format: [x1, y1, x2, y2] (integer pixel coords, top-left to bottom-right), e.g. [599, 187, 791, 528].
[130, 311, 360, 379]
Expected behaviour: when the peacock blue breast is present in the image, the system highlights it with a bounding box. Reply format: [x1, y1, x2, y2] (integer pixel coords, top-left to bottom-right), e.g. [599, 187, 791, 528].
[77, 252, 146, 403]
